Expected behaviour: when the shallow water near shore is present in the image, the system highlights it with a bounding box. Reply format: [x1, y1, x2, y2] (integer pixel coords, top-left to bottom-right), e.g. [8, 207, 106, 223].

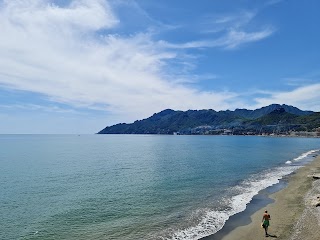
[0, 134, 319, 240]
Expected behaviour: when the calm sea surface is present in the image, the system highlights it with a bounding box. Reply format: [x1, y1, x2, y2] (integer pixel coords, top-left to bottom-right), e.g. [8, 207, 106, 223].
[0, 135, 319, 240]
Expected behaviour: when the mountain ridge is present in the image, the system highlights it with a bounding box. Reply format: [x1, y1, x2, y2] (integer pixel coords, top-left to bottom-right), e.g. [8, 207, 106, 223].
[98, 104, 319, 135]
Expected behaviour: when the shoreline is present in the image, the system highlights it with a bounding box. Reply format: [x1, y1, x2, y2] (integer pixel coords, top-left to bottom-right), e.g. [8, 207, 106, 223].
[200, 179, 287, 240]
[202, 155, 320, 240]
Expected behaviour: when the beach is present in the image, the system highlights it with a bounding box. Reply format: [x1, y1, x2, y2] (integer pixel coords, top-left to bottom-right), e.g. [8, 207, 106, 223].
[217, 155, 320, 240]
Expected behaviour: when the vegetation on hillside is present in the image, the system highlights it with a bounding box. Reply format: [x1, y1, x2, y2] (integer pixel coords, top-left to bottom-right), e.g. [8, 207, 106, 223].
[98, 104, 320, 135]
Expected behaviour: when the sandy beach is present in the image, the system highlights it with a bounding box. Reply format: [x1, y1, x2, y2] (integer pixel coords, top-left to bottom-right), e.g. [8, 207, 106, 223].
[218, 155, 320, 240]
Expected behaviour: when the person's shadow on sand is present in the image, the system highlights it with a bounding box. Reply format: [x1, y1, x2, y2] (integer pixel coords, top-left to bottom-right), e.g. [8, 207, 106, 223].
[266, 233, 277, 238]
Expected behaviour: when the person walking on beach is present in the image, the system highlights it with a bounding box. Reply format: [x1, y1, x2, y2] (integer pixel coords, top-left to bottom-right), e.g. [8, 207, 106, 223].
[262, 210, 271, 237]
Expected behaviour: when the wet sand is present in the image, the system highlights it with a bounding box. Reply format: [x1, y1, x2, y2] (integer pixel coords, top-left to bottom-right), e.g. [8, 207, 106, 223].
[219, 156, 320, 240]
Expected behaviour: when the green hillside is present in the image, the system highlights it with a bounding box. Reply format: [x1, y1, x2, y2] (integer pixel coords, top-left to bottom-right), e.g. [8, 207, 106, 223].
[98, 105, 319, 135]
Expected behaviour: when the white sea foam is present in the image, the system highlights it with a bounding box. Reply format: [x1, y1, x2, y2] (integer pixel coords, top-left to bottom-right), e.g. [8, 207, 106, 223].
[285, 149, 318, 164]
[292, 149, 318, 162]
[166, 149, 319, 240]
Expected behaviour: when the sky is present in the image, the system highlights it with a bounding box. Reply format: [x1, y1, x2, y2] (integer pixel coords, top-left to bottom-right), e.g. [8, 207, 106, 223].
[0, 0, 319, 134]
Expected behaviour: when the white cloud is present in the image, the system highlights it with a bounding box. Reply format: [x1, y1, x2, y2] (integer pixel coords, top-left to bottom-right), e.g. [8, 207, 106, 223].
[207, 10, 275, 49]
[217, 28, 274, 49]
[253, 84, 320, 111]
[3, 0, 118, 31]
[160, 9, 275, 50]
[161, 28, 274, 50]
[207, 11, 256, 30]
[0, 103, 80, 114]
[283, 77, 315, 86]
[0, 0, 239, 123]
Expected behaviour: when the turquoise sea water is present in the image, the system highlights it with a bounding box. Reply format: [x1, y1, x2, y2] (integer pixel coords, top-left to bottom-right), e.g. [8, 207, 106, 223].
[0, 135, 319, 240]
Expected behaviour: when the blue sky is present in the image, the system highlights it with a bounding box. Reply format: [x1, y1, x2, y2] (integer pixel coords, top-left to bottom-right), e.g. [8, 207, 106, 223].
[0, 0, 319, 134]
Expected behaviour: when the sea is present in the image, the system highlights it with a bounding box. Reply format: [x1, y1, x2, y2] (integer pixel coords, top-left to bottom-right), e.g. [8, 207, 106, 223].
[0, 134, 319, 240]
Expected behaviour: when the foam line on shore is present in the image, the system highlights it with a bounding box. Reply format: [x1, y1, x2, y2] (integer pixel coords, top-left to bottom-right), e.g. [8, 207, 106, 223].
[285, 149, 318, 164]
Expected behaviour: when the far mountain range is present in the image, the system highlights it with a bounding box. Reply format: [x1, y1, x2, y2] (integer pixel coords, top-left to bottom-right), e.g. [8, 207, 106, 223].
[98, 104, 320, 135]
